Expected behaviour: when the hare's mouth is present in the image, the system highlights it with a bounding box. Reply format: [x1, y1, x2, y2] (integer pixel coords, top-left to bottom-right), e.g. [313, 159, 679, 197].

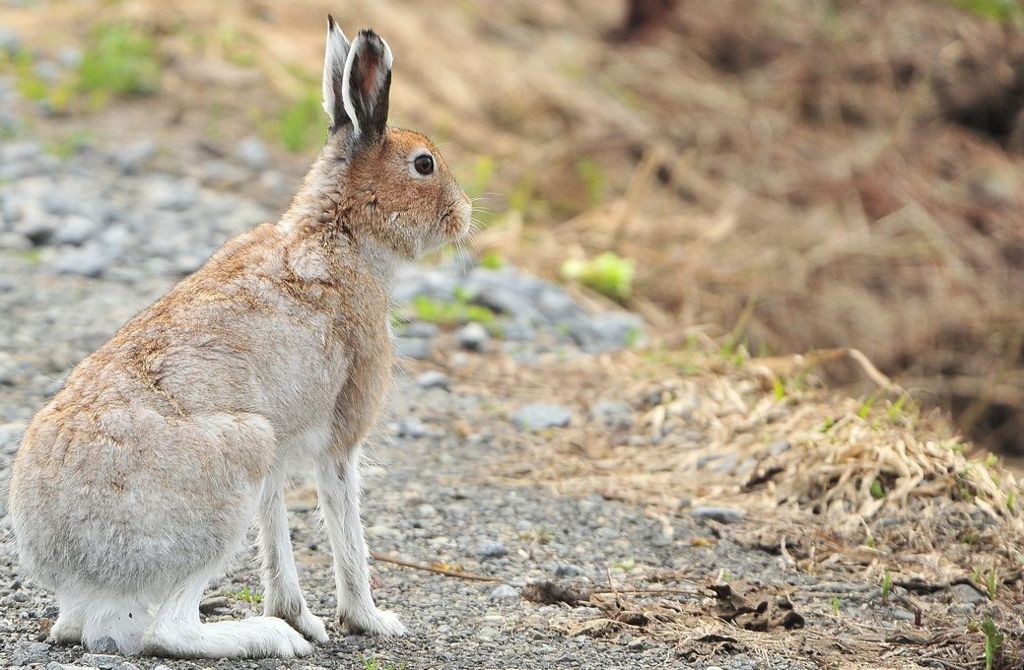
[440, 200, 472, 241]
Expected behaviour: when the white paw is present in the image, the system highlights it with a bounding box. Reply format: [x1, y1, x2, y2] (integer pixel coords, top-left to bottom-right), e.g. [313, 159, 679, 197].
[291, 609, 329, 644]
[261, 617, 315, 658]
[341, 608, 407, 637]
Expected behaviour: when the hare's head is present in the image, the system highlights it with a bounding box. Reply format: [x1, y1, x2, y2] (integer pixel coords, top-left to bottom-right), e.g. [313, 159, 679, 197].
[314, 17, 471, 260]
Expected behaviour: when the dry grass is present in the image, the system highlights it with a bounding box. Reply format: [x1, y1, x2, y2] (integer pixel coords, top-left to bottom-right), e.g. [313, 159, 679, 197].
[435, 336, 1024, 668]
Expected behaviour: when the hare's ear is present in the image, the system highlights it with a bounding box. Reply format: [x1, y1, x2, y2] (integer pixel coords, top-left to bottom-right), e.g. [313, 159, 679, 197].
[342, 29, 392, 145]
[322, 15, 352, 133]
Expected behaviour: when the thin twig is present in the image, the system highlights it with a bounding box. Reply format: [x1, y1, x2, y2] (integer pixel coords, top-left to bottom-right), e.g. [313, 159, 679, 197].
[590, 587, 701, 596]
[369, 551, 501, 582]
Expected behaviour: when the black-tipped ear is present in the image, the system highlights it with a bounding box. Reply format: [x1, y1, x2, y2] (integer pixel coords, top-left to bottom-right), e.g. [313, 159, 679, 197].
[322, 14, 352, 132]
[342, 29, 392, 145]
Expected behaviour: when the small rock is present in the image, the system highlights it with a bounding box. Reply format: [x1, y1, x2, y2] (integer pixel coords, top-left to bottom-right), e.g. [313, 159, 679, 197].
[112, 139, 156, 174]
[0, 231, 32, 250]
[511, 403, 573, 432]
[199, 596, 230, 614]
[489, 584, 519, 600]
[0, 422, 25, 454]
[477, 541, 508, 559]
[589, 400, 633, 429]
[235, 136, 270, 170]
[396, 337, 433, 361]
[554, 564, 584, 578]
[79, 652, 120, 668]
[0, 27, 21, 56]
[416, 370, 449, 390]
[457, 322, 489, 351]
[12, 641, 51, 666]
[690, 506, 745, 524]
[52, 215, 98, 246]
[891, 607, 916, 622]
[402, 321, 440, 339]
[55, 243, 109, 277]
[397, 416, 427, 439]
[14, 213, 57, 244]
[950, 583, 988, 605]
[58, 48, 82, 68]
[476, 626, 500, 641]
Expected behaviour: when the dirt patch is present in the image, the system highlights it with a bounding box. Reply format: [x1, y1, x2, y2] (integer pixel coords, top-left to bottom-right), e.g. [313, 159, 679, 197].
[429, 338, 1024, 668]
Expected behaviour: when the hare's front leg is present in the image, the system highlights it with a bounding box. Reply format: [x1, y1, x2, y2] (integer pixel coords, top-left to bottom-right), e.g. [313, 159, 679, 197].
[257, 472, 329, 643]
[314, 449, 407, 636]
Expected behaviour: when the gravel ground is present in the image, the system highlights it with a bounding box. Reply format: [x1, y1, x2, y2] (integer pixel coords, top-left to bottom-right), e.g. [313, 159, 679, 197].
[0, 131, 820, 670]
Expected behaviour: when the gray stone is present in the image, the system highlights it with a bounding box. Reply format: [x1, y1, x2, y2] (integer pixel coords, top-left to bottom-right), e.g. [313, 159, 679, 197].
[402, 321, 440, 339]
[570, 312, 645, 353]
[79, 652, 119, 668]
[416, 370, 450, 390]
[0, 353, 18, 385]
[0, 422, 25, 454]
[396, 337, 433, 361]
[146, 178, 198, 211]
[14, 212, 57, 244]
[589, 400, 633, 429]
[47, 662, 93, 670]
[477, 541, 508, 558]
[199, 596, 230, 614]
[457, 322, 489, 351]
[554, 564, 583, 578]
[691, 506, 745, 524]
[0, 27, 21, 56]
[950, 582, 988, 605]
[53, 215, 99, 246]
[511, 403, 572, 432]
[112, 139, 156, 174]
[489, 584, 519, 600]
[398, 416, 427, 439]
[235, 136, 270, 170]
[55, 243, 109, 277]
[58, 48, 82, 68]
[33, 60, 61, 84]
[0, 231, 32, 250]
[12, 641, 50, 666]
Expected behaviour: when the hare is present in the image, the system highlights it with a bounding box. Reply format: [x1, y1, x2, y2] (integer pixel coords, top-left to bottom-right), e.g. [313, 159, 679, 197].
[7, 16, 471, 659]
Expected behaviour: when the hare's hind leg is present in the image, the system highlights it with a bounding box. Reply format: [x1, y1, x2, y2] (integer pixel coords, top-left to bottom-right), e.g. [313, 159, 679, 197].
[257, 471, 328, 643]
[50, 590, 88, 645]
[143, 573, 312, 659]
[79, 590, 152, 654]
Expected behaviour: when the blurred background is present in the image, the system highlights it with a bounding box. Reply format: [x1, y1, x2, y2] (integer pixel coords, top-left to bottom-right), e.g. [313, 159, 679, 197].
[1, 0, 1023, 456]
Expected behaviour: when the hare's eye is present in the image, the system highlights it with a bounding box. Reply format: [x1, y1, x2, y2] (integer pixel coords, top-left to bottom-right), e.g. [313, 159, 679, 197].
[414, 154, 434, 176]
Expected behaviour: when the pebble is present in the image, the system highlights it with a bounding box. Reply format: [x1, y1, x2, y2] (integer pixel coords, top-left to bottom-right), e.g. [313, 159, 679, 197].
[78, 653, 120, 668]
[554, 564, 584, 578]
[691, 506, 745, 524]
[52, 215, 98, 246]
[0, 27, 21, 56]
[416, 370, 450, 390]
[950, 582, 988, 605]
[112, 139, 156, 174]
[401, 321, 440, 339]
[511, 403, 573, 432]
[199, 595, 230, 613]
[589, 400, 633, 429]
[398, 416, 427, 439]
[489, 584, 519, 600]
[477, 541, 509, 558]
[457, 322, 489, 351]
[55, 243, 109, 277]
[396, 337, 433, 361]
[235, 136, 270, 170]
